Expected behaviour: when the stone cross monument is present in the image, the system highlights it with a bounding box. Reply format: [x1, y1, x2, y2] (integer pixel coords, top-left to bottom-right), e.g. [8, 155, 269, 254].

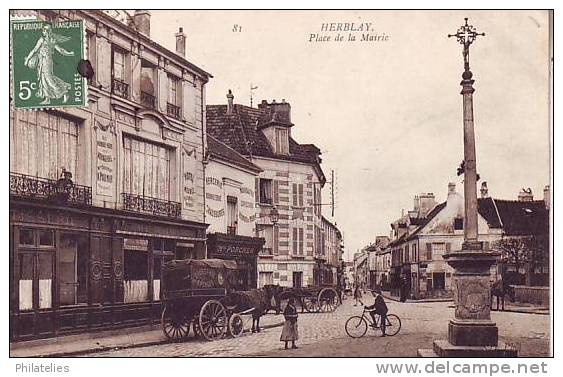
[418, 18, 517, 357]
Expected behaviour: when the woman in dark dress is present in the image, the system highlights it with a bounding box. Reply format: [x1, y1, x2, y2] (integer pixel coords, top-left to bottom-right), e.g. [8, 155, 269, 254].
[280, 298, 298, 349]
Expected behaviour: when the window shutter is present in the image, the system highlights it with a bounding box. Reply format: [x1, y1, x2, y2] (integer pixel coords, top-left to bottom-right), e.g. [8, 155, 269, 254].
[292, 228, 298, 255]
[445, 243, 451, 252]
[255, 178, 259, 203]
[273, 226, 279, 255]
[299, 228, 304, 255]
[299, 184, 304, 207]
[426, 243, 432, 261]
[483, 241, 490, 251]
[273, 180, 279, 204]
[292, 183, 298, 207]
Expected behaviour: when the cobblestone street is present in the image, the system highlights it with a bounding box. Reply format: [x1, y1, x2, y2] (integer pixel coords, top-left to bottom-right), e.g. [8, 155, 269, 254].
[90, 298, 550, 357]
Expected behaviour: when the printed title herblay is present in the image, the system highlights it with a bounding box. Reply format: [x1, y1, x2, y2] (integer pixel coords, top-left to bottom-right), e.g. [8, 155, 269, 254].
[320, 22, 373, 32]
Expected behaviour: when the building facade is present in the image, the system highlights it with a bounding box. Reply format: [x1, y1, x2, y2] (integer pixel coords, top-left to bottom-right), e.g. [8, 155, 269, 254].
[204, 135, 265, 289]
[10, 10, 211, 340]
[206, 92, 327, 288]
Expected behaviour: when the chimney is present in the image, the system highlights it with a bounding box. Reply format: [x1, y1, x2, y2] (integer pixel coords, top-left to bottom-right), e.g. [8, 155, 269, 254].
[257, 99, 292, 125]
[132, 10, 151, 37]
[418, 193, 436, 217]
[226, 90, 234, 114]
[480, 181, 489, 198]
[413, 195, 420, 211]
[518, 188, 534, 202]
[543, 185, 550, 209]
[175, 27, 186, 57]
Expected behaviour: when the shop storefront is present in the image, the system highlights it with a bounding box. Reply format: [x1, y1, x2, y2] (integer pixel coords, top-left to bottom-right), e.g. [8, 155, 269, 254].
[206, 233, 264, 290]
[10, 198, 207, 341]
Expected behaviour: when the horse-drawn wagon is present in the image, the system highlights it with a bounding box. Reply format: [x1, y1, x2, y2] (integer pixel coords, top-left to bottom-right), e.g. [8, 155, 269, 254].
[273, 285, 341, 314]
[160, 259, 271, 341]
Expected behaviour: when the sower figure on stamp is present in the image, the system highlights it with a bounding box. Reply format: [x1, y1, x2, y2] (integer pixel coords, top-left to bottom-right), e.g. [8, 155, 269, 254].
[24, 24, 74, 105]
[364, 288, 389, 336]
[280, 298, 298, 349]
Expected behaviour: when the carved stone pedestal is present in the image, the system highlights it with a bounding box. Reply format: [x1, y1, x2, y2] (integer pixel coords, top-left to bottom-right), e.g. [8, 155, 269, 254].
[417, 246, 517, 357]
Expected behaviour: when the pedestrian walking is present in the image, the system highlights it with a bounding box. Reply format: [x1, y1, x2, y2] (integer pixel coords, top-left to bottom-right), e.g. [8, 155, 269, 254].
[353, 284, 362, 306]
[280, 298, 299, 349]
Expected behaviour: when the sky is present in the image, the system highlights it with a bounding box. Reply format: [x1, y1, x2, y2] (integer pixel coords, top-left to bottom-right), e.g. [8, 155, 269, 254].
[149, 10, 551, 261]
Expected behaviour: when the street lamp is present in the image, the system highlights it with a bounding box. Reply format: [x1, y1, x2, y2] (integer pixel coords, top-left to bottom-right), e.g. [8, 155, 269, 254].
[269, 206, 279, 225]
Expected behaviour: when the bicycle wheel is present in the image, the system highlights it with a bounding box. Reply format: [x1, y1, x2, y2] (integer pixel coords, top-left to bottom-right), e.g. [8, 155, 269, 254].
[383, 314, 401, 336]
[345, 316, 368, 338]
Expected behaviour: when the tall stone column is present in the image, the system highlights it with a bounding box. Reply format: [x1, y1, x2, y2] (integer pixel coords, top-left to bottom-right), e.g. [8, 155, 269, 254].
[418, 18, 516, 357]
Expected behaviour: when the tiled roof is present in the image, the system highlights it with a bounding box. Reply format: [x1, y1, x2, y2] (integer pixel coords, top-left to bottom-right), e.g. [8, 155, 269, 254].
[485, 198, 549, 236]
[207, 135, 262, 174]
[405, 202, 447, 241]
[206, 104, 324, 178]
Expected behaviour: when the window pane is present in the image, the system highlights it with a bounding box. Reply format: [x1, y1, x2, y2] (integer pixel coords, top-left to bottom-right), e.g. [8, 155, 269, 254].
[19, 229, 35, 245]
[38, 230, 54, 246]
[38, 253, 53, 308]
[19, 253, 34, 310]
[124, 250, 148, 303]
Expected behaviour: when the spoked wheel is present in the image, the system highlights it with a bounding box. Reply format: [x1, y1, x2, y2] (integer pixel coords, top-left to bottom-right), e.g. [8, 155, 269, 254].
[199, 299, 228, 340]
[161, 306, 190, 341]
[192, 318, 202, 338]
[345, 316, 368, 338]
[228, 313, 245, 338]
[318, 288, 338, 312]
[381, 314, 402, 336]
[302, 296, 320, 313]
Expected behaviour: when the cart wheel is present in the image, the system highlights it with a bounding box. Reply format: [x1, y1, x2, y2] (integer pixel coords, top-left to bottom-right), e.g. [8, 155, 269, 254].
[192, 318, 201, 338]
[302, 296, 320, 313]
[228, 313, 245, 338]
[318, 288, 338, 312]
[199, 299, 228, 340]
[161, 306, 190, 341]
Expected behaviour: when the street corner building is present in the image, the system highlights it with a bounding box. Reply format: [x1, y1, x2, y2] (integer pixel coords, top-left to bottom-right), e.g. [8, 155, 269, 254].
[9, 10, 212, 341]
[206, 92, 342, 289]
[365, 183, 550, 302]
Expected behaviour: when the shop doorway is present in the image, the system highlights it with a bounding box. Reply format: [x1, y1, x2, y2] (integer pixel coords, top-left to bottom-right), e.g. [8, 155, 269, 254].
[59, 234, 89, 306]
[292, 271, 303, 288]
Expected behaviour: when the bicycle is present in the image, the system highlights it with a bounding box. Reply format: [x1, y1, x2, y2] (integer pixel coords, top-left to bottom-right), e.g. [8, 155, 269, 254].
[345, 301, 401, 338]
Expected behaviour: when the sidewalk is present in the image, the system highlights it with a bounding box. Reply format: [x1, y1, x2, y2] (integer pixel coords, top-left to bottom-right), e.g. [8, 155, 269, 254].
[382, 291, 549, 315]
[10, 313, 284, 358]
[382, 291, 453, 303]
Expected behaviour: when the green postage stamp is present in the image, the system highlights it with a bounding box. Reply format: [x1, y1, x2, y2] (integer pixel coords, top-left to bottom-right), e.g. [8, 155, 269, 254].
[11, 20, 86, 109]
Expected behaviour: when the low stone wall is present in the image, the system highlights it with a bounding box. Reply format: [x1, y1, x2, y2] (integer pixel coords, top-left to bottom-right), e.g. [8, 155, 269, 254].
[512, 285, 550, 306]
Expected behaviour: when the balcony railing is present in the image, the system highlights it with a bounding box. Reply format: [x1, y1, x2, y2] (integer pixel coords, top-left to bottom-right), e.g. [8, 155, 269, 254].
[259, 197, 273, 205]
[10, 173, 92, 206]
[167, 102, 181, 119]
[122, 192, 181, 218]
[112, 78, 129, 99]
[140, 91, 156, 109]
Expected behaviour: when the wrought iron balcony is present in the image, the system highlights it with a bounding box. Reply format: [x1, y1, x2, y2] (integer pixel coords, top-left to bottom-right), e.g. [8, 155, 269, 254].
[141, 91, 156, 109]
[112, 78, 129, 99]
[167, 102, 181, 119]
[121, 193, 181, 218]
[10, 172, 92, 205]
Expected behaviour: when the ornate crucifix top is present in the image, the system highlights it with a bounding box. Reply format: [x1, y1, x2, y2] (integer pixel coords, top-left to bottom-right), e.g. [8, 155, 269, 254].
[448, 18, 485, 75]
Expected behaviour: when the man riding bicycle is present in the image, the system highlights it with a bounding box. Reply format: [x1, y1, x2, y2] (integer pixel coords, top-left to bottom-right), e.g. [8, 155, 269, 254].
[363, 288, 388, 336]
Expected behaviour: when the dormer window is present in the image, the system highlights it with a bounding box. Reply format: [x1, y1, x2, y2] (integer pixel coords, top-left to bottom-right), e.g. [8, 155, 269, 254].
[275, 128, 289, 155]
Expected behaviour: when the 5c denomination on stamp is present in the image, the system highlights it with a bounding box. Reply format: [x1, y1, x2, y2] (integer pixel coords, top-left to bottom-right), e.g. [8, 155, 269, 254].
[11, 20, 86, 109]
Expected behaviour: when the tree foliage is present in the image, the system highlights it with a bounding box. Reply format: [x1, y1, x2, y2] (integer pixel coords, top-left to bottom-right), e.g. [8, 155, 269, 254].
[492, 236, 547, 270]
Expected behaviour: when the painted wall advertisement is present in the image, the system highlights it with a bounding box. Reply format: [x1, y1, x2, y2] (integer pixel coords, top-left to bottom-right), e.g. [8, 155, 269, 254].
[95, 120, 115, 197]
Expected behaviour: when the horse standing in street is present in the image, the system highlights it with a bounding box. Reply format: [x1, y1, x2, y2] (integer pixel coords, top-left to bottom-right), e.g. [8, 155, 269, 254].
[490, 279, 515, 311]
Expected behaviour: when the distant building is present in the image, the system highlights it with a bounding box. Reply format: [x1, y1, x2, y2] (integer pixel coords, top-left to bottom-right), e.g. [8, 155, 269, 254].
[383, 182, 549, 299]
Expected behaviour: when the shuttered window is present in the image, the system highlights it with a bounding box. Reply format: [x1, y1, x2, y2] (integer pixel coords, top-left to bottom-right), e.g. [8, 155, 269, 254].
[426, 243, 432, 261]
[123, 136, 171, 200]
[292, 183, 304, 207]
[292, 227, 304, 255]
[12, 110, 79, 180]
